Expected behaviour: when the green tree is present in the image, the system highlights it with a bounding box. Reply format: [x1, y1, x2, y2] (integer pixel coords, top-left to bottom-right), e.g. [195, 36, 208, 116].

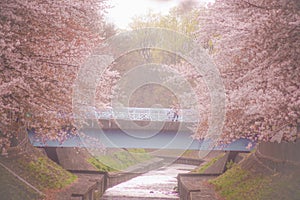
[130, 8, 201, 37]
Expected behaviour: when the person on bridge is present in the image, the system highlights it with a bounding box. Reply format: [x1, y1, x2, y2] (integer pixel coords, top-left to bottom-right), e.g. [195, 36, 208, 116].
[172, 105, 179, 122]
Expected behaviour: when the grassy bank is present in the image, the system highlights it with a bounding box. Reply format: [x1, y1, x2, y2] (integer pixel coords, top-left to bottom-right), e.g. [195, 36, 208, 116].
[209, 153, 300, 200]
[20, 156, 77, 190]
[194, 153, 225, 173]
[0, 147, 77, 200]
[210, 165, 271, 200]
[0, 164, 42, 200]
[88, 148, 152, 172]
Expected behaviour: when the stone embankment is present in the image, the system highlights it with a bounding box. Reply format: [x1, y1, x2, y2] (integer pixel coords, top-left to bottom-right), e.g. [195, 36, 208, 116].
[177, 151, 243, 200]
[55, 157, 165, 199]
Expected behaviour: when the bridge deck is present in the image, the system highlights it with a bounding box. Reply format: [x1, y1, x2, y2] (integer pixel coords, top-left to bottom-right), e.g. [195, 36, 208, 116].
[29, 129, 254, 151]
[69, 107, 199, 122]
[49, 107, 254, 151]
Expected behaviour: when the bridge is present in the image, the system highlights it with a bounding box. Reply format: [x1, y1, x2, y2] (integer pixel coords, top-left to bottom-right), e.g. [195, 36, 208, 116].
[70, 106, 199, 122]
[30, 107, 255, 151]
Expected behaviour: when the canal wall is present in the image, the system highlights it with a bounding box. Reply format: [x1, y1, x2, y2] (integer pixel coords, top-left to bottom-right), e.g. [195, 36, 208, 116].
[203, 151, 239, 174]
[60, 158, 165, 200]
[177, 173, 220, 200]
[42, 146, 216, 199]
[177, 151, 243, 200]
[157, 156, 203, 166]
[256, 141, 300, 165]
[68, 172, 107, 200]
[43, 147, 97, 171]
[239, 141, 300, 174]
[177, 142, 300, 200]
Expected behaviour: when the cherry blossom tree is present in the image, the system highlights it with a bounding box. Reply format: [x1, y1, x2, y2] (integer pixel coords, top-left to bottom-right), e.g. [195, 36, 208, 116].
[196, 0, 300, 142]
[0, 0, 109, 154]
[95, 68, 120, 108]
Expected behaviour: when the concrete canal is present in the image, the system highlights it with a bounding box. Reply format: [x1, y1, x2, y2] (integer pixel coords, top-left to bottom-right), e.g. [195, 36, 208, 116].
[102, 163, 196, 199]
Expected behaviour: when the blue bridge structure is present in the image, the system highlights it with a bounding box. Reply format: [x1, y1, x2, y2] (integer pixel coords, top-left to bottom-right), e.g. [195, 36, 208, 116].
[29, 107, 255, 152]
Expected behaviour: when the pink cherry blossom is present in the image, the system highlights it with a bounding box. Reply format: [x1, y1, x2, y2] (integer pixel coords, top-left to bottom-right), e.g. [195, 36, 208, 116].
[0, 0, 109, 153]
[196, 0, 299, 143]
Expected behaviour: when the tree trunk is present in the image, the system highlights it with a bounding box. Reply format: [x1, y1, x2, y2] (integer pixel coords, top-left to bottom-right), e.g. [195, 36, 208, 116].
[7, 127, 35, 156]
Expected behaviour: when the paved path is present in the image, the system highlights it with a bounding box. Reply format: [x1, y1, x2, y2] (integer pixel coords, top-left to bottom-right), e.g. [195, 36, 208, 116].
[102, 164, 197, 199]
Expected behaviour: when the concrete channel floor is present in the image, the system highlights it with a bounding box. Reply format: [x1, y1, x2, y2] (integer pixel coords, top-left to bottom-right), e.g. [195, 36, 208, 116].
[102, 164, 196, 199]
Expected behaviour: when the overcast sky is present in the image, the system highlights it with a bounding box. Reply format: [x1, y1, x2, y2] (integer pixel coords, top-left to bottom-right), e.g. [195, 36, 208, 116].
[105, 0, 214, 29]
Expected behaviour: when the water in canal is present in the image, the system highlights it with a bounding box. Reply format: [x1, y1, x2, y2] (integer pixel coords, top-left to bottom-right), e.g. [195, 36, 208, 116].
[102, 163, 196, 199]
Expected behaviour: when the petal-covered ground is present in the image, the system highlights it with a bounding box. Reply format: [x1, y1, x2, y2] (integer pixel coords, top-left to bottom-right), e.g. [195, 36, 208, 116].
[103, 164, 196, 199]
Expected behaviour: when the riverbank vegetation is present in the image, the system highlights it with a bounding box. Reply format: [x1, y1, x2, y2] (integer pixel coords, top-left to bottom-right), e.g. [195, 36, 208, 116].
[22, 156, 76, 190]
[0, 164, 42, 200]
[88, 148, 152, 172]
[0, 147, 77, 199]
[210, 165, 271, 200]
[209, 152, 300, 200]
[194, 153, 225, 173]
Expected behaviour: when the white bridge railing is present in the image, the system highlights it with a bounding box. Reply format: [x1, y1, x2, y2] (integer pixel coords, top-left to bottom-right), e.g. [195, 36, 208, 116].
[71, 107, 199, 123]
